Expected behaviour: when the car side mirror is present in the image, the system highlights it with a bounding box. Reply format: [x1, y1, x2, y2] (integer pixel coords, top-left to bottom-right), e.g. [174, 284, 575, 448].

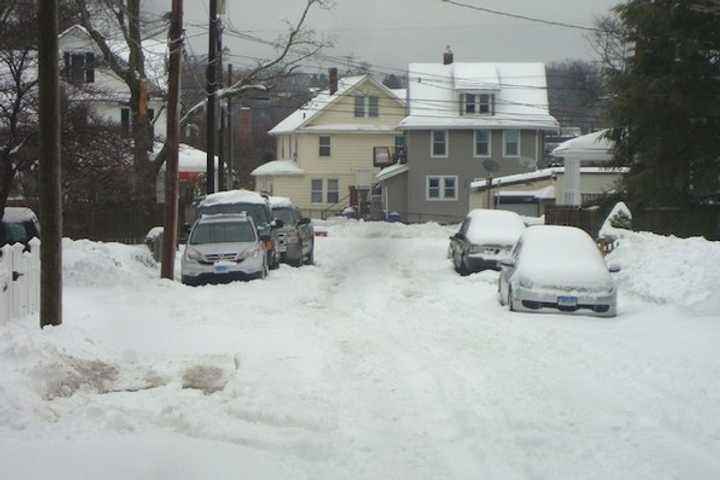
[608, 264, 621, 273]
[499, 257, 516, 268]
[271, 219, 284, 229]
[298, 217, 311, 226]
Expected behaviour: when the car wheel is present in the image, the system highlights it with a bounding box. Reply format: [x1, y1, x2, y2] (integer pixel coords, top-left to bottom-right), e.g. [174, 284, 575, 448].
[269, 251, 280, 270]
[291, 242, 304, 268]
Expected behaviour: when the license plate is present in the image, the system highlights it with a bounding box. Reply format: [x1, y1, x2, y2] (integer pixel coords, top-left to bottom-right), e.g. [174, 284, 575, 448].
[214, 265, 229, 273]
[558, 296, 578, 307]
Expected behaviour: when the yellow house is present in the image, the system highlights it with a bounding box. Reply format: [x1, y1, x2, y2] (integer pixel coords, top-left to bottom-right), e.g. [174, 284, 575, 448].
[251, 74, 406, 217]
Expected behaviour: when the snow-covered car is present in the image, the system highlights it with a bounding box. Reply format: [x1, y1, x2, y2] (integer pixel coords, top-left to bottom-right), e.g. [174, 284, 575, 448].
[1, 207, 40, 250]
[196, 189, 283, 270]
[498, 225, 620, 317]
[448, 209, 525, 274]
[181, 213, 268, 286]
[269, 196, 315, 266]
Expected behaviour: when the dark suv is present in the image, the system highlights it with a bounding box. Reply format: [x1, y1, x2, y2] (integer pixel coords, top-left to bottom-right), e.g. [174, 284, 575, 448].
[1, 207, 40, 250]
[269, 196, 315, 266]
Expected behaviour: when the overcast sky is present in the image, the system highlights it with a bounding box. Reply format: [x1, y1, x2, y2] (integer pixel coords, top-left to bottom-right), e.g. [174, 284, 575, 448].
[147, 0, 618, 74]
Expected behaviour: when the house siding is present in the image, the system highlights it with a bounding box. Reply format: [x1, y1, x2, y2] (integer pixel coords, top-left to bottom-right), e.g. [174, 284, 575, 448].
[382, 173, 408, 221]
[404, 129, 541, 223]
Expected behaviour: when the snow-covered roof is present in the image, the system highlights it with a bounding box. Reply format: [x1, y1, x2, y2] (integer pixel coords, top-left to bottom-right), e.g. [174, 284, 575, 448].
[375, 163, 409, 182]
[2, 207, 38, 223]
[471, 166, 629, 190]
[400, 62, 559, 131]
[391, 88, 407, 100]
[269, 75, 405, 135]
[465, 209, 525, 246]
[250, 160, 304, 177]
[198, 189, 268, 208]
[301, 124, 400, 134]
[268, 196, 293, 208]
[551, 129, 614, 162]
[155, 143, 217, 173]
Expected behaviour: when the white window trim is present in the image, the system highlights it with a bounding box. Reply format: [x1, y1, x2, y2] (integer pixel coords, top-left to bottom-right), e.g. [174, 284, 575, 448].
[503, 130, 521, 158]
[310, 178, 324, 204]
[326, 178, 340, 204]
[426, 175, 459, 202]
[473, 129, 492, 158]
[318, 135, 332, 158]
[430, 130, 449, 158]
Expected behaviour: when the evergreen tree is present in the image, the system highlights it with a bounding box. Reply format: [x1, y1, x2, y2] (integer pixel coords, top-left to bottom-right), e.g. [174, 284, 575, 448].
[606, 0, 720, 207]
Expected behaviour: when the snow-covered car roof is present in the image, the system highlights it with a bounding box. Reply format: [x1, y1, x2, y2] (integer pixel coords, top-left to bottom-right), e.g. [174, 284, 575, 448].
[268, 196, 293, 208]
[2, 207, 38, 224]
[250, 160, 304, 177]
[197, 190, 268, 208]
[517, 226, 612, 289]
[465, 209, 525, 246]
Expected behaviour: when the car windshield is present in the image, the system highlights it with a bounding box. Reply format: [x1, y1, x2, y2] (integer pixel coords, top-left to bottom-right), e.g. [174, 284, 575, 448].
[189, 221, 256, 245]
[2, 222, 28, 244]
[198, 203, 270, 228]
[272, 207, 295, 225]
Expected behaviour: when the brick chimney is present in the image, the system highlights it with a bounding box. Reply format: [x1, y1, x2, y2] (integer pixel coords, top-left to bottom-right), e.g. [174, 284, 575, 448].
[238, 107, 254, 150]
[443, 45, 454, 65]
[329, 68, 338, 95]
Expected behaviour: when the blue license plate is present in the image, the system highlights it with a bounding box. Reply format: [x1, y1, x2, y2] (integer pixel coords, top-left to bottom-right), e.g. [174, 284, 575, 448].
[558, 296, 578, 307]
[214, 265, 229, 273]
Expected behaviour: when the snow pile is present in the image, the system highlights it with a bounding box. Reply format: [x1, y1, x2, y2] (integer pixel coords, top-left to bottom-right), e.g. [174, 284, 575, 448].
[323, 218, 455, 240]
[62, 239, 157, 287]
[198, 189, 267, 207]
[607, 230, 720, 311]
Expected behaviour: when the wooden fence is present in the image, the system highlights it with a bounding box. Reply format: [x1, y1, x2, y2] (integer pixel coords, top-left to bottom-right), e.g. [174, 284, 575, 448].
[0, 239, 41, 323]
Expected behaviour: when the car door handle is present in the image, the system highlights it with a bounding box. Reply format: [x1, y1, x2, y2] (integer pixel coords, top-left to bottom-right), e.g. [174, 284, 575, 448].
[12, 271, 23, 281]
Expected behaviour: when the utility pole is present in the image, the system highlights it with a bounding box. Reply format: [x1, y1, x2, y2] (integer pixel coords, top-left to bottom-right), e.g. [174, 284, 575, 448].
[205, 0, 218, 194]
[226, 63, 234, 188]
[161, 0, 184, 280]
[38, 0, 62, 328]
[217, 21, 225, 191]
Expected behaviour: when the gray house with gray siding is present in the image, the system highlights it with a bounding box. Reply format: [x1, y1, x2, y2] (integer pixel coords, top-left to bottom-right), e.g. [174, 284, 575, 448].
[376, 57, 559, 223]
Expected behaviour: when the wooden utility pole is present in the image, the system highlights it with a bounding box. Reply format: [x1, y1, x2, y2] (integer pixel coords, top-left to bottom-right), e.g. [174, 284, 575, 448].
[217, 23, 225, 191]
[38, 0, 62, 328]
[161, 0, 184, 280]
[226, 63, 234, 187]
[205, 0, 218, 194]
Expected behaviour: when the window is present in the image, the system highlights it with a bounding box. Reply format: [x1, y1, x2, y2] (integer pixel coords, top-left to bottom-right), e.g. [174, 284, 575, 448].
[431, 130, 448, 157]
[189, 221, 256, 245]
[85, 52, 95, 83]
[121, 108, 131, 137]
[368, 96, 379, 117]
[319, 136, 331, 157]
[63, 52, 95, 84]
[354, 96, 365, 117]
[327, 179, 340, 204]
[474, 130, 491, 157]
[478, 94, 491, 114]
[465, 94, 476, 114]
[426, 176, 458, 201]
[395, 135, 407, 163]
[504, 130, 520, 157]
[311, 179, 323, 203]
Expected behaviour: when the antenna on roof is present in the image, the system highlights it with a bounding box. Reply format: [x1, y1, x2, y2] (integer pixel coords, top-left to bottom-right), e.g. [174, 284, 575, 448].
[443, 45, 454, 65]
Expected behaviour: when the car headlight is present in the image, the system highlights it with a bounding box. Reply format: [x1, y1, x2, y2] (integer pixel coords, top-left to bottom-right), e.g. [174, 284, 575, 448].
[518, 276, 534, 289]
[235, 246, 262, 262]
[185, 247, 204, 262]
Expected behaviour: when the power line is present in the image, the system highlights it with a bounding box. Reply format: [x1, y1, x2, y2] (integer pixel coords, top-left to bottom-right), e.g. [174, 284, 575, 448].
[440, 0, 601, 32]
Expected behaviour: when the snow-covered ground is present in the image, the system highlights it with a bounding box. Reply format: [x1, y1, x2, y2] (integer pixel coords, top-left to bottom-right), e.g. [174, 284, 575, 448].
[2, 220, 720, 479]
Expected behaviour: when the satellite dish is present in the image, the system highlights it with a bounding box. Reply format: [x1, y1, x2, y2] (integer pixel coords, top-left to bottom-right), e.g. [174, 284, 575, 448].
[482, 159, 499, 173]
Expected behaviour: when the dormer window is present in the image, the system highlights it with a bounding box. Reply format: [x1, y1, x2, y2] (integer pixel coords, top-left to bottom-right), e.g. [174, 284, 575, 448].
[462, 93, 494, 115]
[63, 51, 95, 84]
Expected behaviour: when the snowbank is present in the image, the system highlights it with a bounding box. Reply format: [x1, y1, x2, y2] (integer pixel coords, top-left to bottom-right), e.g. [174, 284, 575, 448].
[320, 218, 455, 240]
[607, 230, 720, 312]
[62, 239, 157, 287]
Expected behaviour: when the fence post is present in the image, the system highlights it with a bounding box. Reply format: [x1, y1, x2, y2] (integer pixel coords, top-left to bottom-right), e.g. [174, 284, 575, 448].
[29, 238, 41, 314]
[0, 245, 11, 323]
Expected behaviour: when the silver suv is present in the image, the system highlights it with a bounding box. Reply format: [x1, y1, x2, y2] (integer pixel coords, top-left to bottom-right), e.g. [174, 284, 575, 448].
[181, 213, 268, 286]
[269, 196, 315, 267]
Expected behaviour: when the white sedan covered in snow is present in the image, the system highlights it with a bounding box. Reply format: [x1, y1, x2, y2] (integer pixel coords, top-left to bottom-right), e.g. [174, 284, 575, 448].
[498, 225, 620, 317]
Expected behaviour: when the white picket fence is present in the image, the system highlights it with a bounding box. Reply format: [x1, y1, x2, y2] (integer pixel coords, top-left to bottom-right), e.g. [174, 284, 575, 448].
[0, 238, 41, 323]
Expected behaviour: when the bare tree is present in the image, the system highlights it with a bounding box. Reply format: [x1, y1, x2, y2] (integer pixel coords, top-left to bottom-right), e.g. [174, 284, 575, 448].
[0, 1, 39, 219]
[72, 0, 333, 218]
[590, 13, 632, 75]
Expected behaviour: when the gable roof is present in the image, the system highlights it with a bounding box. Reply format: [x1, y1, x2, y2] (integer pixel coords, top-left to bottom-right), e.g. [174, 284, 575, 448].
[269, 75, 405, 135]
[400, 62, 559, 131]
[551, 129, 614, 162]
